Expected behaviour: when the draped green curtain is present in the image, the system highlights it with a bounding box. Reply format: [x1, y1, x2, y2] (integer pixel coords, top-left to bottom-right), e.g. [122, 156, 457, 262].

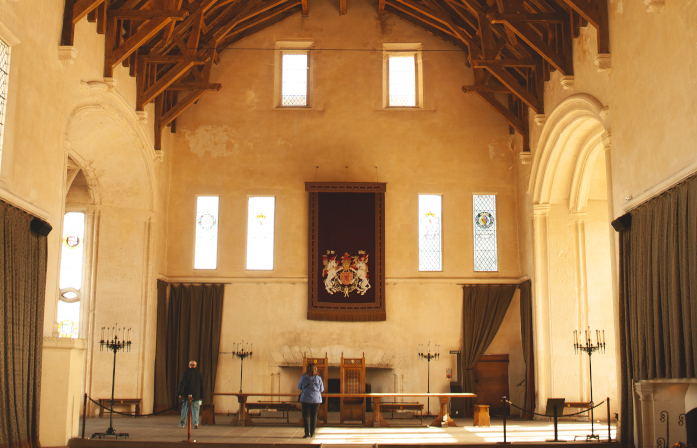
[0, 203, 48, 448]
[519, 279, 535, 419]
[153, 283, 225, 412]
[462, 283, 518, 414]
[618, 174, 697, 447]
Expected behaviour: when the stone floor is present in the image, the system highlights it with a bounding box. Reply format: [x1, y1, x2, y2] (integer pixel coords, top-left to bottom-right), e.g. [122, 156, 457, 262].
[80, 413, 617, 444]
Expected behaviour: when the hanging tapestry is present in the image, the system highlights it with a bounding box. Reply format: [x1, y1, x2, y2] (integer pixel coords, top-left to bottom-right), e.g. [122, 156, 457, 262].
[306, 182, 386, 321]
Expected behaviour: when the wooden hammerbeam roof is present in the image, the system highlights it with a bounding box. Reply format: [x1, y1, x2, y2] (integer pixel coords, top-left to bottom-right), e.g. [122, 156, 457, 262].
[61, 0, 609, 151]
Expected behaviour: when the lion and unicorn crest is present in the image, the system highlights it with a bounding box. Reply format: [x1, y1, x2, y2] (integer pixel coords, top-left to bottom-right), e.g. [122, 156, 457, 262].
[322, 250, 371, 297]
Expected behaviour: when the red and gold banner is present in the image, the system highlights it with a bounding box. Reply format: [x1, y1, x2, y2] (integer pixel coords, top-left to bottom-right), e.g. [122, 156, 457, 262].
[306, 182, 386, 321]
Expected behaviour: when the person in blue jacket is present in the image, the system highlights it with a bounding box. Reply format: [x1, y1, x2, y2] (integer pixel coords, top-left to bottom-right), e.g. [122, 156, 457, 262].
[298, 363, 324, 438]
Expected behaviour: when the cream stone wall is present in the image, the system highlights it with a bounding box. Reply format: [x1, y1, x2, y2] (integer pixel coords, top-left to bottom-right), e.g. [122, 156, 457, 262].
[165, 0, 526, 413]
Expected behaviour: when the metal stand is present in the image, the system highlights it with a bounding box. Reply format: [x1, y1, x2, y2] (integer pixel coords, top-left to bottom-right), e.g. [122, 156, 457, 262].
[498, 396, 511, 444]
[91, 326, 131, 439]
[418, 342, 439, 417]
[545, 405, 566, 443]
[221, 341, 253, 393]
[574, 327, 605, 442]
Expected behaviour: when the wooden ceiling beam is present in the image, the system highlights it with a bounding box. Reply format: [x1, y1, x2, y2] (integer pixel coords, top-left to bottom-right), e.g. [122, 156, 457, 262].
[303, 0, 309, 16]
[485, 65, 540, 112]
[385, 1, 459, 40]
[488, 16, 570, 75]
[340, 0, 347, 15]
[138, 57, 206, 109]
[472, 58, 540, 67]
[489, 12, 568, 21]
[110, 9, 189, 19]
[557, 0, 608, 53]
[215, 3, 303, 49]
[159, 89, 208, 128]
[167, 82, 222, 90]
[462, 84, 512, 93]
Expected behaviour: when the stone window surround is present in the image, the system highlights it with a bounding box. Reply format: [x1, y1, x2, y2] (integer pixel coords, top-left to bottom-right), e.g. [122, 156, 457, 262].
[382, 43, 424, 110]
[273, 40, 315, 110]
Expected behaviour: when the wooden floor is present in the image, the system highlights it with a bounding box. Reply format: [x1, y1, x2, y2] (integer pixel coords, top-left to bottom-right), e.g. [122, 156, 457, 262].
[70, 413, 618, 447]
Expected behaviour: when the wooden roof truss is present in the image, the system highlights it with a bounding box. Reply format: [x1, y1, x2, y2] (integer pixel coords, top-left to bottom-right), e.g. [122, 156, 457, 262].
[62, 0, 609, 152]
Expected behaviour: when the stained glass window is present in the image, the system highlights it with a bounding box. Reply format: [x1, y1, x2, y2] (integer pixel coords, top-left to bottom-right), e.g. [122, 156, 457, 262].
[57, 212, 85, 338]
[246, 197, 275, 270]
[389, 55, 416, 107]
[473, 194, 497, 271]
[0, 38, 9, 154]
[419, 195, 442, 271]
[194, 196, 219, 270]
[282, 53, 308, 106]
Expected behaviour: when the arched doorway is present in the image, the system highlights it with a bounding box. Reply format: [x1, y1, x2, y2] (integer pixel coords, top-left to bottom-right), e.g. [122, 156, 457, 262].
[528, 94, 618, 418]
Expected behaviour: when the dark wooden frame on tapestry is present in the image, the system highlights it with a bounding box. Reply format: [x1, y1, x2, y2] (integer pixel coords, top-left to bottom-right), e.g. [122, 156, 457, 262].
[305, 182, 386, 321]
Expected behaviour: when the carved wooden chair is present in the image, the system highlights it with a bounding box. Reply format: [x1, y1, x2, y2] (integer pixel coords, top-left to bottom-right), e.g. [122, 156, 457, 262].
[302, 353, 329, 424]
[340, 353, 366, 424]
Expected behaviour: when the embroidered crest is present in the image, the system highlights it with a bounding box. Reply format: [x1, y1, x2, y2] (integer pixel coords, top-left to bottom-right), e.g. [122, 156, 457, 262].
[322, 251, 371, 297]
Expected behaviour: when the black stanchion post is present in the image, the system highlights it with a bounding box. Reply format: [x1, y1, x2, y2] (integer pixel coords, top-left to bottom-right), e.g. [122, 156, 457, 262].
[82, 393, 87, 439]
[607, 398, 611, 442]
[498, 396, 511, 444]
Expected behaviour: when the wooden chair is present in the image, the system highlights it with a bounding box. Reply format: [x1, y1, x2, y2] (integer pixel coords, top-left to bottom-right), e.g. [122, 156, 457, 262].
[303, 353, 329, 424]
[340, 353, 366, 424]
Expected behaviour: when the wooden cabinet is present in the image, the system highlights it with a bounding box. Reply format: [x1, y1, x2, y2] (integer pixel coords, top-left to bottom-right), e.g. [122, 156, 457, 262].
[473, 354, 510, 416]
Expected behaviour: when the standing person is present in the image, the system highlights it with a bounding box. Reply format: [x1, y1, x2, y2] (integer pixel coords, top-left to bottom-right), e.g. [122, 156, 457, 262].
[298, 364, 324, 438]
[177, 360, 204, 429]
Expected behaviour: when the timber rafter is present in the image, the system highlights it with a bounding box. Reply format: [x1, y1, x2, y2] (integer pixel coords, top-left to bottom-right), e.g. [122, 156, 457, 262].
[63, 0, 610, 152]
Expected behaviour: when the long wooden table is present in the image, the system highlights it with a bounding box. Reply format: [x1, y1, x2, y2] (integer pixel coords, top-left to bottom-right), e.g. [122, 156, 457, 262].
[213, 392, 475, 428]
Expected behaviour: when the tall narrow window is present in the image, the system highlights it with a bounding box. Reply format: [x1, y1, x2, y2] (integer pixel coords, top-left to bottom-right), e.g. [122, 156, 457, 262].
[419, 195, 442, 271]
[0, 38, 10, 154]
[57, 212, 85, 338]
[281, 53, 308, 106]
[473, 194, 497, 271]
[388, 55, 416, 107]
[194, 196, 219, 269]
[246, 197, 276, 270]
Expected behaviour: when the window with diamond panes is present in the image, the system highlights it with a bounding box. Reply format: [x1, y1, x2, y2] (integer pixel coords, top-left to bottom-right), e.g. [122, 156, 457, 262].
[0, 38, 10, 153]
[194, 196, 219, 269]
[246, 197, 275, 270]
[473, 195, 497, 271]
[57, 212, 85, 338]
[419, 195, 442, 271]
[388, 55, 416, 107]
[281, 53, 308, 106]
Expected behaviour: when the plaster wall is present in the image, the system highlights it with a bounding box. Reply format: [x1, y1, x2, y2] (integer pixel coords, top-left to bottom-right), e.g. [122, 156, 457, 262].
[166, 0, 525, 412]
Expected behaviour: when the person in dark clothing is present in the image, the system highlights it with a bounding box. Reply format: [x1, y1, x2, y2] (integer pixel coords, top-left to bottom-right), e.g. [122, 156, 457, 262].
[298, 363, 324, 438]
[177, 360, 204, 428]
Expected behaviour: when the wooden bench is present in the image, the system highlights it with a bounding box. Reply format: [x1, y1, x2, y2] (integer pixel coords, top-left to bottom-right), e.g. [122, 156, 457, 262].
[244, 402, 301, 424]
[380, 402, 424, 424]
[98, 398, 142, 417]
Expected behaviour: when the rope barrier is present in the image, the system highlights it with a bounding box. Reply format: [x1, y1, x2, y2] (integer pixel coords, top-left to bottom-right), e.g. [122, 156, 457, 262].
[87, 396, 181, 417]
[505, 399, 607, 418]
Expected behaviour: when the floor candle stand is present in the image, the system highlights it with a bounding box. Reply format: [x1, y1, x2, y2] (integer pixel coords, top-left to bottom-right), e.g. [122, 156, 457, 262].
[418, 342, 440, 417]
[573, 327, 606, 441]
[222, 341, 253, 392]
[91, 325, 132, 439]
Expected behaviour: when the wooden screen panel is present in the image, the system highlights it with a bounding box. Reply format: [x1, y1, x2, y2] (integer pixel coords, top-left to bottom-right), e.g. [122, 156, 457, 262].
[473, 354, 510, 416]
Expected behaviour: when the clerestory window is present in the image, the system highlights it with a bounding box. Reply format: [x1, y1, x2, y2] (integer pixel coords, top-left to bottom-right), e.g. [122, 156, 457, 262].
[383, 43, 423, 108]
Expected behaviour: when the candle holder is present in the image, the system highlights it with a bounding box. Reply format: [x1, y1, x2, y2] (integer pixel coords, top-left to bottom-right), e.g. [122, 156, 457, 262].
[573, 327, 606, 441]
[418, 342, 440, 417]
[91, 325, 132, 439]
[221, 341, 253, 393]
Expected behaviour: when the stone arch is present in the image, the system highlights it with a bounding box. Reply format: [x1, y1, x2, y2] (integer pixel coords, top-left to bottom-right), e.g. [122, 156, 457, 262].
[63, 82, 156, 211]
[528, 94, 618, 418]
[60, 83, 159, 413]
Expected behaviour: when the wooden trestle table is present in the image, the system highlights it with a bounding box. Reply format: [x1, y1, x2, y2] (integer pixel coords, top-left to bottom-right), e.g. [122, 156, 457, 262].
[213, 392, 476, 428]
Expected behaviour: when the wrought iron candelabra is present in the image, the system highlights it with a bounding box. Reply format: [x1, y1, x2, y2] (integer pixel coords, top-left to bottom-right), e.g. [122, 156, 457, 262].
[92, 325, 132, 439]
[573, 327, 606, 441]
[222, 341, 253, 393]
[418, 342, 440, 416]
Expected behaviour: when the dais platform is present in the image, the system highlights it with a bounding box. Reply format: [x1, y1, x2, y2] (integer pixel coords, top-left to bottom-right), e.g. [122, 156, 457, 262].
[71, 414, 618, 448]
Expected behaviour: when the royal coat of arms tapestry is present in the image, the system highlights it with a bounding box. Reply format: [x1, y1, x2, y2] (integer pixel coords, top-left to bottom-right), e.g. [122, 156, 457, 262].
[306, 182, 386, 321]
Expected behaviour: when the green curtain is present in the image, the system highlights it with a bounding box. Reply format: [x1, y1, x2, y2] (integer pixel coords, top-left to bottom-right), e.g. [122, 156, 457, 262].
[462, 283, 518, 415]
[519, 279, 535, 419]
[618, 174, 697, 447]
[0, 203, 48, 448]
[153, 283, 225, 412]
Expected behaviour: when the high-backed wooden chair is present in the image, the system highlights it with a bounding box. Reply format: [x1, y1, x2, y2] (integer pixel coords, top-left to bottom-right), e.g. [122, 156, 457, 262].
[340, 353, 366, 424]
[302, 353, 329, 424]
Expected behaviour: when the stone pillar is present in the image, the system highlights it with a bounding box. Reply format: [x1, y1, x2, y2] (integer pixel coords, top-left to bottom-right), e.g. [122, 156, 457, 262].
[40, 337, 87, 446]
[533, 203, 551, 416]
[635, 382, 656, 448]
[573, 214, 589, 401]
